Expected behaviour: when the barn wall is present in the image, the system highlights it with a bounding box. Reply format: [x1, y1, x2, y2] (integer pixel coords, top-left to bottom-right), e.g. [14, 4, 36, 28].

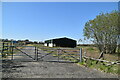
[44, 43, 47, 46]
[44, 38, 77, 48]
[53, 38, 76, 48]
[49, 43, 53, 47]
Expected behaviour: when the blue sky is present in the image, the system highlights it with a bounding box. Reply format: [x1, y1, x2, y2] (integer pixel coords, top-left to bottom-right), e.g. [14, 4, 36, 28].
[2, 2, 118, 43]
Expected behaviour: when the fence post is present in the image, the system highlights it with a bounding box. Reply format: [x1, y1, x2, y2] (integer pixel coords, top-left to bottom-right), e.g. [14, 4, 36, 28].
[79, 48, 82, 62]
[2, 42, 4, 52]
[10, 42, 12, 59]
[2, 42, 4, 58]
[57, 48, 59, 62]
[11, 46, 14, 60]
[36, 48, 38, 61]
[11, 41, 14, 60]
[35, 46, 38, 61]
[7, 43, 9, 55]
[36, 47, 38, 61]
[84, 51, 86, 56]
[35, 46, 36, 60]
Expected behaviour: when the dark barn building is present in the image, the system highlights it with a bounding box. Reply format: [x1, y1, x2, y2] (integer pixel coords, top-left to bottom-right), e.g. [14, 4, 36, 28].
[44, 37, 77, 48]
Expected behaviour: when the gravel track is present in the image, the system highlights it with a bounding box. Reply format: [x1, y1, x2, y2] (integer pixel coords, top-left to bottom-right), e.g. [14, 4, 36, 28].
[2, 46, 118, 78]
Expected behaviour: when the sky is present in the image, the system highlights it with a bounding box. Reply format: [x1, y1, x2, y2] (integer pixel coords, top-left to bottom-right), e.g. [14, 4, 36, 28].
[2, 2, 118, 43]
[1, 0, 120, 2]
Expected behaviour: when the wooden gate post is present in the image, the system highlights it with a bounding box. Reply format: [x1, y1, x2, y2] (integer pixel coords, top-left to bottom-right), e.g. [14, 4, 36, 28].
[79, 48, 82, 62]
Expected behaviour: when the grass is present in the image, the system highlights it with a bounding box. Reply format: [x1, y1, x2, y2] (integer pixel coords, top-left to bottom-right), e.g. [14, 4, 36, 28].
[77, 45, 119, 61]
[87, 47, 94, 51]
[77, 58, 119, 74]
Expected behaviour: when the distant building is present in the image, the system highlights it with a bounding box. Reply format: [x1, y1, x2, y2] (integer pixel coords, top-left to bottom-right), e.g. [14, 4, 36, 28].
[44, 37, 77, 48]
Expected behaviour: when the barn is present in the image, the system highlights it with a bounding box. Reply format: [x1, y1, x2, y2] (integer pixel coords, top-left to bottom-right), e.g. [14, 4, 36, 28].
[44, 37, 77, 48]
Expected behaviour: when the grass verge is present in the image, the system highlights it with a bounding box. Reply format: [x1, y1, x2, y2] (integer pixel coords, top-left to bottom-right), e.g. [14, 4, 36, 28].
[77, 58, 119, 74]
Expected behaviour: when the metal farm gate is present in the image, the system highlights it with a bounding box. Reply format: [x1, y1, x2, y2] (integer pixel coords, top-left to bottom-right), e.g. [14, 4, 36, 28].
[12, 46, 38, 61]
[1, 42, 82, 63]
[1, 42, 38, 61]
[36, 47, 82, 63]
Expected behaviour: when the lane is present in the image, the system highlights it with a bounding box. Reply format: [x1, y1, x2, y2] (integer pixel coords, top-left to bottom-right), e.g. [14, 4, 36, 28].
[2, 46, 118, 78]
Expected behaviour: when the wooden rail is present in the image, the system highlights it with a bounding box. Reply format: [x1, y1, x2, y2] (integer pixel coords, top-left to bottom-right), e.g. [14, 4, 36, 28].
[83, 55, 120, 65]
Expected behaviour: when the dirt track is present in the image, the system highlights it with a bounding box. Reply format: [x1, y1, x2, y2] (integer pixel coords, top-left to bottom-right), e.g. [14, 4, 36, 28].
[2, 46, 118, 78]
